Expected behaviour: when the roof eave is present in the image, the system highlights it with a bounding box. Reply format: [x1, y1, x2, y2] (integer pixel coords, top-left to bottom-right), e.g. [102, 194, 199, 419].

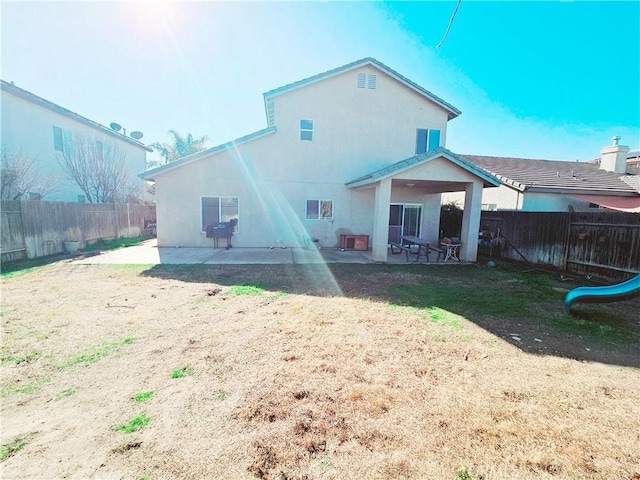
[345, 148, 501, 189]
[140, 126, 277, 181]
[525, 186, 638, 196]
[263, 57, 461, 120]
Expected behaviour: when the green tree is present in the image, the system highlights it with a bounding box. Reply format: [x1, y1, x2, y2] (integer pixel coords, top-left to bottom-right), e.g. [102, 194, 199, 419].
[150, 130, 208, 167]
[439, 201, 463, 238]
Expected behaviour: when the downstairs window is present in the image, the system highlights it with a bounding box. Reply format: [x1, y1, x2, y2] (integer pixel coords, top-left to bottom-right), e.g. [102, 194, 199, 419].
[202, 196, 239, 232]
[306, 199, 333, 220]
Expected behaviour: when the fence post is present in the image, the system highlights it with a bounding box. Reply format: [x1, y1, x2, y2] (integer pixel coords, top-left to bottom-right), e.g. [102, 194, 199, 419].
[113, 202, 120, 239]
[562, 210, 573, 271]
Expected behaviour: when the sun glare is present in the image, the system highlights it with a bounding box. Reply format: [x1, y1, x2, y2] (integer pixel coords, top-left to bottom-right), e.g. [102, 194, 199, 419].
[123, 1, 184, 38]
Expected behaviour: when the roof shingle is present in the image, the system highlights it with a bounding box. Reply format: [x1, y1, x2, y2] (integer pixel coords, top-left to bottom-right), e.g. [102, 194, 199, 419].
[460, 155, 637, 195]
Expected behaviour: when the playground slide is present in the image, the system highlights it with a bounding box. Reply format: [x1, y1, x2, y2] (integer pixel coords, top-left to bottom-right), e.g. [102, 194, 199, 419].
[563, 274, 640, 315]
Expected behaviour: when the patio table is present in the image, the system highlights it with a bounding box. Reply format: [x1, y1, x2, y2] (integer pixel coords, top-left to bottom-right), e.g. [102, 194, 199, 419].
[401, 235, 431, 262]
[441, 242, 461, 262]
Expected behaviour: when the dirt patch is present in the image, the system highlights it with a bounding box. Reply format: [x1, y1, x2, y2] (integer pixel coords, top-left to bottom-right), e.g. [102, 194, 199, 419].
[1, 262, 639, 479]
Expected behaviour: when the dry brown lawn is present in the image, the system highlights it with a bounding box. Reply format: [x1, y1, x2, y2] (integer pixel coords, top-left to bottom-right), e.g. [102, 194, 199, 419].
[1, 260, 639, 480]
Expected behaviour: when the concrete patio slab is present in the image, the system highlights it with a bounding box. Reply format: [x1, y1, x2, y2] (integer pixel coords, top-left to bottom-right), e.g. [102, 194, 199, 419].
[203, 247, 295, 265]
[72, 239, 470, 266]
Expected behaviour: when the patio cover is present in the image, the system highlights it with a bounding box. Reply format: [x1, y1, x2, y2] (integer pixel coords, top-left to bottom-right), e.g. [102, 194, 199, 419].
[571, 195, 640, 213]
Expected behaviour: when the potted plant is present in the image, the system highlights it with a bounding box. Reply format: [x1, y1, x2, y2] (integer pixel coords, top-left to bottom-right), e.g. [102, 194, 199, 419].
[62, 235, 80, 253]
[63, 239, 81, 254]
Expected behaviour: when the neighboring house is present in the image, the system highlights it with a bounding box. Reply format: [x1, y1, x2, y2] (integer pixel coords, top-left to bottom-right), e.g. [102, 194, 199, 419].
[1, 79, 151, 202]
[442, 140, 640, 213]
[626, 150, 640, 172]
[142, 58, 501, 262]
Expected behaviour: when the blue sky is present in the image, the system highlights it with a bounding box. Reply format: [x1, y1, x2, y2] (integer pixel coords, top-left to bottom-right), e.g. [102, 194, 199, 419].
[2, 1, 638, 164]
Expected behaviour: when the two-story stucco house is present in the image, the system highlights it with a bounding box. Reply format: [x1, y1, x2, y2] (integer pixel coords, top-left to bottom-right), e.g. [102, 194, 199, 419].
[1, 80, 151, 202]
[141, 58, 501, 262]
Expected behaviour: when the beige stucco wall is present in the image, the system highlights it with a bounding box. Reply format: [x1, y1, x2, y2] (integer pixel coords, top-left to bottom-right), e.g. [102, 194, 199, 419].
[1, 89, 147, 202]
[154, 133, 374, 248]
[268, 64, 450, 181]
[154, 66, 457, 248]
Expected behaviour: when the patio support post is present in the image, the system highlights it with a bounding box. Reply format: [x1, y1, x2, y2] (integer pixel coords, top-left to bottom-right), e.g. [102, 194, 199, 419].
[460, 181, 482, 262]
[372, 178, 392, 262]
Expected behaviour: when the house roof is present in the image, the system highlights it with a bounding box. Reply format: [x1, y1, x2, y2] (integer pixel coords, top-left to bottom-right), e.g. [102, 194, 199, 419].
[1, 79, 152, 152]
[621, 175, 640, 193]
[263, 58, 462, 122]
[345, 148, 502, 189]
[627, 150, 640, 174]
[140, 126, 277, 180]
[459, 155, 638, 196]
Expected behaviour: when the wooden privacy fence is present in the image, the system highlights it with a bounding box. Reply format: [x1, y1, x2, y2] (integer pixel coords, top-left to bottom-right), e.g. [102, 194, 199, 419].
[1, 200, 156, 263]
[480, 211, 640, 279]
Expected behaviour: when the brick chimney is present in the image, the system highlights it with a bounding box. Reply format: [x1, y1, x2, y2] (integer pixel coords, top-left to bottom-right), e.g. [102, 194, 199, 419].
[600, 136, 630, 174]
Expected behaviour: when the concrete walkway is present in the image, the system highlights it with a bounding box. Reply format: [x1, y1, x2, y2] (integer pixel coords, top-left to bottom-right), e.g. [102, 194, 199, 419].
[73, 239, 469, 266]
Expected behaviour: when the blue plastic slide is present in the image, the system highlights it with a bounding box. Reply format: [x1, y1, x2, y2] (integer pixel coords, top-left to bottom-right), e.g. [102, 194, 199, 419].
[564, 274, 640, 315]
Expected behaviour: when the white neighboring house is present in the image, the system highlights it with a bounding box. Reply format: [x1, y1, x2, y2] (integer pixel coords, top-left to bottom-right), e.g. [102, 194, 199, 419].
[442, 140, 640, 213]
[1, 79, 151, 202]
[626, 150, 640, 171]
[142, 58, 501, 262]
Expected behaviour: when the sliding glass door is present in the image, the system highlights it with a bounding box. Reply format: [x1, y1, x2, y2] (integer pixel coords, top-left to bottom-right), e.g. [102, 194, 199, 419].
[388, 204, 422, 244]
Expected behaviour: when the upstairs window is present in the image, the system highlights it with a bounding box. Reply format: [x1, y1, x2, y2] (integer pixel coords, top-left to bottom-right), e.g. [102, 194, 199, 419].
[415, 128, 441, 154]
[53, 126, 63, 151]
[357, 73, 376, 90]
[300, 119, 313, 141]
[306, 199, 333, 220]
[53, 126, 72, 152]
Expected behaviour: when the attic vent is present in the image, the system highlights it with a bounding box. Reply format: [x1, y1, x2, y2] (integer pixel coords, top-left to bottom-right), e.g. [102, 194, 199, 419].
[367, 74, 377, 90]
[357, 73, 377, 90]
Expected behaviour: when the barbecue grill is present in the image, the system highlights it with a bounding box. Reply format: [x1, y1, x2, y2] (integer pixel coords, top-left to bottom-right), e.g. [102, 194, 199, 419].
[205, 219, 237, 249]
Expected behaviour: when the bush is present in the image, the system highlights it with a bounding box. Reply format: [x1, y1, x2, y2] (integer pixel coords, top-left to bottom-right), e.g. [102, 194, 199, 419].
[440, 202, 463, 238]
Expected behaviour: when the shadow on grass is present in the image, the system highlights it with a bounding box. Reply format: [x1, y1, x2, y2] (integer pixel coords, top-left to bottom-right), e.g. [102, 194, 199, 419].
[81, 235, 153, 253]
[1, 252, 74, 277]
[140, 262, 639, 368]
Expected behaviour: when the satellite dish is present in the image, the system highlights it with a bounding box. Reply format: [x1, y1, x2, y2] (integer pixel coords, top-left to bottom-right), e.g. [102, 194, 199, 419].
[130, 131, 144, 140]
[110, 122, 122, 132]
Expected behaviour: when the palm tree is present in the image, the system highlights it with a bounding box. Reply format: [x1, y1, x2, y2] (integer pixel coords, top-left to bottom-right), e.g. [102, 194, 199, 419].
[150, 130, 208, 166]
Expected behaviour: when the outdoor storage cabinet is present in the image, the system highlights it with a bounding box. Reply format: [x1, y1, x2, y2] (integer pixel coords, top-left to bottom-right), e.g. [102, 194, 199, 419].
[339, 234, 369, 251]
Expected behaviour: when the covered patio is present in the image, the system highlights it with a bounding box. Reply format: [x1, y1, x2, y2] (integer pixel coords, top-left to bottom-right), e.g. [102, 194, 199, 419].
[345, 148, 501, 263]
